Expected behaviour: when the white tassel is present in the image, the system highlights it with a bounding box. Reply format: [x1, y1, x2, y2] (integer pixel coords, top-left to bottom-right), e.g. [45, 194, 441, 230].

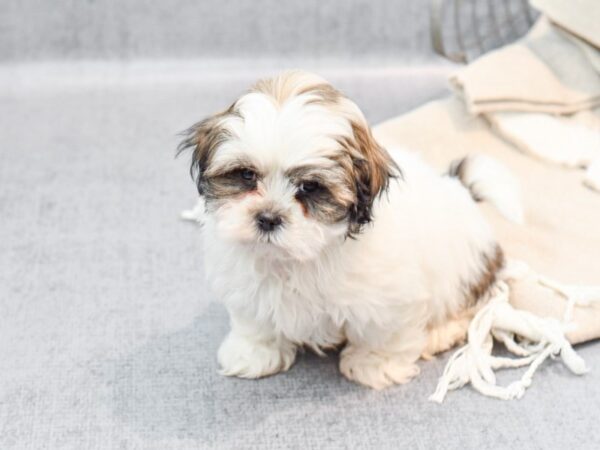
[429, 261, 600, 403]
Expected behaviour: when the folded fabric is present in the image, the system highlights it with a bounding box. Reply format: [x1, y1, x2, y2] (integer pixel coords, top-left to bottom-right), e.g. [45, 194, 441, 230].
[452, 4, 600, 193]
[374, 95, 600, 400]
[478, 51, 599, 191]
[451, 17, 600, 115]
[531, 0, 600, 48]
[485, 109, 600, 168]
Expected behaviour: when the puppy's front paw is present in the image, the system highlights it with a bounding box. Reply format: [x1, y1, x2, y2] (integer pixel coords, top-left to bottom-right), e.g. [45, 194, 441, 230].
[217, 332, 296, 379]
[340, 345, 420, 390]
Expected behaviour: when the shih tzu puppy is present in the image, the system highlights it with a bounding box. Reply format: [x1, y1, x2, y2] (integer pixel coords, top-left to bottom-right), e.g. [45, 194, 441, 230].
[179, 71, 522, 389]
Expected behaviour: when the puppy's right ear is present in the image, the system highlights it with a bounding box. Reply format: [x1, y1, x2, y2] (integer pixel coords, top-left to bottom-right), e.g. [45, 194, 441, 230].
[177, 109, 232, 195]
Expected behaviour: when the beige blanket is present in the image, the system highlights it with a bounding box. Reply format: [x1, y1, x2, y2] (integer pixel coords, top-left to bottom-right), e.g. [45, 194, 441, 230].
[451, 16, 600, 116]
[374, 95, 600, 345]
[372, 0, 600, 402]
[450, 0, 600, 192]
[531, 0, 600, 48]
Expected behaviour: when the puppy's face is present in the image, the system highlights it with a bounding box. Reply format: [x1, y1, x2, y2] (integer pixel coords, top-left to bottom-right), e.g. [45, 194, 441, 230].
[179, 71, 398, 261]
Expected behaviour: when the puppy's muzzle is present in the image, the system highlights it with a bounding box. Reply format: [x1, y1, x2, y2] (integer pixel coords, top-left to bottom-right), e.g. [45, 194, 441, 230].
[256, 212, 283, 233]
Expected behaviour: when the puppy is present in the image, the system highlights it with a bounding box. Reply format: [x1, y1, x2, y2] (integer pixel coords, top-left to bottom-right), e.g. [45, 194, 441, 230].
[179, 71, 522, 389]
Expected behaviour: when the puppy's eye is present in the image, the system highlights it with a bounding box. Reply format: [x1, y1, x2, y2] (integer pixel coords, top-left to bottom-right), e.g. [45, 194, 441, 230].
[240, 169, 257, 181]
[299, 181, 321, 194]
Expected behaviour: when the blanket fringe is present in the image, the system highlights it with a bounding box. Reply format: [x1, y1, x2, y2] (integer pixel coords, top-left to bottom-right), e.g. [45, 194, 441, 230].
[429, 260, 600, 403]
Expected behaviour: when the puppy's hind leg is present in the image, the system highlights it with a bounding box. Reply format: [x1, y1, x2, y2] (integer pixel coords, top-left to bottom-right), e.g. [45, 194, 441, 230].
[421, 315, 472, 360]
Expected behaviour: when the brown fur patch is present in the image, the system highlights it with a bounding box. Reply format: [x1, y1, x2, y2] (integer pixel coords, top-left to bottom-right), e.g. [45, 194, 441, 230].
[203, 168, 259, 206]
[251, 71, 333, 107]
[177, 103, 243, 201]
[335, 123, 399, 235]
[350, 121, 398, 199]
[286, 165, 354, 224]
[300, 83, 342, 105]
[447, 156, 468, 182]
[464, 245, 505, 307]
[448, 156, 483, 202]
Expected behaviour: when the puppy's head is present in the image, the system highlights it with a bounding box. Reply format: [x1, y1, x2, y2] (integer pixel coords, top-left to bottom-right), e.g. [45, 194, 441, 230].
[179, 71, 399, 261]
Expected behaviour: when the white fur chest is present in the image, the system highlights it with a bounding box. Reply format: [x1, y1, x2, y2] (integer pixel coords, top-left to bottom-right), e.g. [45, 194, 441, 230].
[203, 228, 347, 347]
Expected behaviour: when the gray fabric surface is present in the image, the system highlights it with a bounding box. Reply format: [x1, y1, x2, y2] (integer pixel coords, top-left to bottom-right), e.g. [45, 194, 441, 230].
[2, 1, 600, 448]
[0, 0, 432, 61]
[1, 60, 599, 449]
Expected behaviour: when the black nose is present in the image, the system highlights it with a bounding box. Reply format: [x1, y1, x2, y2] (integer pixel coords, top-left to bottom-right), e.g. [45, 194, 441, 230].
[256, 213, 283, 232]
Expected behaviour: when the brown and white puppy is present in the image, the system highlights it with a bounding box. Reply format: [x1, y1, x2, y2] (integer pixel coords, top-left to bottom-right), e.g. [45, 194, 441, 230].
[179, 71, 523, 389]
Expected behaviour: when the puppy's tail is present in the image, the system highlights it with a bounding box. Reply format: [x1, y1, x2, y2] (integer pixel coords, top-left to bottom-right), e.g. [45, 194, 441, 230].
[448, 154, 524, 224]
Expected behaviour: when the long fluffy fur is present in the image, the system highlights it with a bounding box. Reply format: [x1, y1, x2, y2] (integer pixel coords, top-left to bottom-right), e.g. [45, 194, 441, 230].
[180, 71, 522, 389]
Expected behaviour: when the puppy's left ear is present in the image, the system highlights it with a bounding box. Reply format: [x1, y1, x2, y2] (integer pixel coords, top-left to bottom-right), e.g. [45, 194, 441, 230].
[348, 121, 399, 232]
